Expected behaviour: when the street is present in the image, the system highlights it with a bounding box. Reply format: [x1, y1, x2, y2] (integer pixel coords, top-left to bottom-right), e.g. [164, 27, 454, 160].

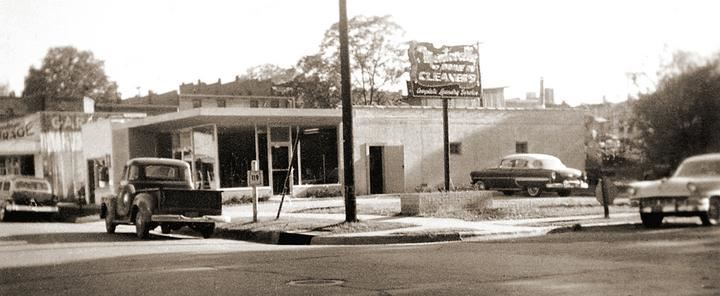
[1, 218, 718, 295]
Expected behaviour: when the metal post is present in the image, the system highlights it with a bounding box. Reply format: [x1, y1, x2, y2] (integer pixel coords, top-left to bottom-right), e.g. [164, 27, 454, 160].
[443, 97, 450, 191]
[251, 160, 259, 223]
[339, 0, 357, 222]
[600, 177, 610, 218]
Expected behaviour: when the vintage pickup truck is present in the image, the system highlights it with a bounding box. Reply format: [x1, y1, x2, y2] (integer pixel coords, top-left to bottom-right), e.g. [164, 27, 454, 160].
[101, 158, 223, 239]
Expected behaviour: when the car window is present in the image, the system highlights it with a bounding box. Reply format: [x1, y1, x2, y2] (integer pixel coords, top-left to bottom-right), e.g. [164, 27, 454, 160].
[15, 180, 50, 192]
[530, 160, 543, 168]
[144, 165, 187, 181]
[514, 160, 528, 168]
[499, 159, 514, 168]
[128, 165, 140, 181]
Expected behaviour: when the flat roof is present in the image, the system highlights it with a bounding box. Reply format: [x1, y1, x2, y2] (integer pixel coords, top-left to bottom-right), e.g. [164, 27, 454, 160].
[118, 107, 342, 132]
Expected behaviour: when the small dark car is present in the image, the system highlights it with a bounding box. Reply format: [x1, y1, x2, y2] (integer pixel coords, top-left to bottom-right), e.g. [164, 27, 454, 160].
[0, 176, 58, 221]
[470, 153, 588, 197]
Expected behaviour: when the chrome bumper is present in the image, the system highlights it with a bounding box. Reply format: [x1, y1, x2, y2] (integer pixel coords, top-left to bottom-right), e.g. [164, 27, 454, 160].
[151, 214, 225, 223]
[6, 204, 59, 213]
[546, 180, 589, 189]
[639, 198, 710, 214]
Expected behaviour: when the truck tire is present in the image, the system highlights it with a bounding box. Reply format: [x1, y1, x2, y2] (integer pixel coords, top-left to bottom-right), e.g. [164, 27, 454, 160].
[105, 207, 117, 234]
[194, 223, 215, 238]
[135, 207, 152, 239]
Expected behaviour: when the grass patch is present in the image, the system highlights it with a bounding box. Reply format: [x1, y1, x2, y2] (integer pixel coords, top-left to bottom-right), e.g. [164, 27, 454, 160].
[218, 217, 414, 235]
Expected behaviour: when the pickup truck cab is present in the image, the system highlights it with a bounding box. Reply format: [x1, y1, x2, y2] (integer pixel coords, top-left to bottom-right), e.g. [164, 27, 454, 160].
[101, 158, 223, 239]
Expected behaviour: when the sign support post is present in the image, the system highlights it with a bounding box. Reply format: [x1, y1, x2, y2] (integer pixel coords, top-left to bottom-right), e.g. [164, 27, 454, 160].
[247, 160, 263, 223]
[442, 97, 450, 191]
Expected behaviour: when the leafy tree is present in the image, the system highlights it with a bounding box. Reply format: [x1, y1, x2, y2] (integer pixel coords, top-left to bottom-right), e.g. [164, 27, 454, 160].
[318, 15, 408, 105]
[633, 51, 720, 167]
[0, 82, 10, 96]
[22, 46, 120, 104]
[242, 63, 296, 84]
[291, 54, 340, 108]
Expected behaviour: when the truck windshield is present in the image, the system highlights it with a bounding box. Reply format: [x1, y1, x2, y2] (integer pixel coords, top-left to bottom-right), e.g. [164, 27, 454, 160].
[143, 165, 189, 181]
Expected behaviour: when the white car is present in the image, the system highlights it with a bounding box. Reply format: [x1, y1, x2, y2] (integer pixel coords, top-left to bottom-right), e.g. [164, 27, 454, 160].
[629, 153, 720, 227]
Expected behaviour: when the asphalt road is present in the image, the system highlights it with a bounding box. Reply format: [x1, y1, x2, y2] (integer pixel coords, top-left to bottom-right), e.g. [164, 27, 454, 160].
[1, 218, 719, 295]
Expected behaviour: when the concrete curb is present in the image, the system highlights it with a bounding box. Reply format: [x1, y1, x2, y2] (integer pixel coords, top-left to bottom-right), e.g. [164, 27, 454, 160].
[216, 218, 640, 245]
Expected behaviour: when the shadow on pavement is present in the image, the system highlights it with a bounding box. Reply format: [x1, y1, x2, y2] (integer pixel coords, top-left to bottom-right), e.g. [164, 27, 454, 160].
[549, 221, 709, 234]
[0, 231, 183, 244]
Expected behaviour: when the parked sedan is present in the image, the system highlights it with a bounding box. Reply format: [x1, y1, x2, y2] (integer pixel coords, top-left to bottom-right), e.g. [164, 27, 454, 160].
[0, 176, 58, 221]
[628, 153, 720, 227]
[470, 153, 588, 197]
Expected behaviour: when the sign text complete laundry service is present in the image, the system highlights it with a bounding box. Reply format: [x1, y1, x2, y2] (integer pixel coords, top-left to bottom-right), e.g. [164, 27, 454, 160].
[408, 41, 481, 97]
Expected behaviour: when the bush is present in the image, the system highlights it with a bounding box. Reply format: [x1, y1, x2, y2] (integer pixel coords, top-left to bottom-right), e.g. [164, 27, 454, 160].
[223, 194, 270, 205]
[304, 186, 342, 198]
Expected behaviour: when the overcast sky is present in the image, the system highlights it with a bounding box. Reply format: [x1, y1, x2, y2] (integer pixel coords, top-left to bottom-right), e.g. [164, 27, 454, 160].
[1, 0, 719, 106]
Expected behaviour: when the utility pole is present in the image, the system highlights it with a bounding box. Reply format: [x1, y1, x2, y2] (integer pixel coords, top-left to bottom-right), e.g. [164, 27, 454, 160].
[339, 0, 357, 222]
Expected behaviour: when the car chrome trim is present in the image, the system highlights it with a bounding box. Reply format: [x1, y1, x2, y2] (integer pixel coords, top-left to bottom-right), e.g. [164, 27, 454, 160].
[151, 214, 220, 223]
[6, 205, 59, 213]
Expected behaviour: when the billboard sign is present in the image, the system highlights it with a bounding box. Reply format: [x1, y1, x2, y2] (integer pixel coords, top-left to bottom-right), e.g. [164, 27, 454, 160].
[408, 42, 481, 97]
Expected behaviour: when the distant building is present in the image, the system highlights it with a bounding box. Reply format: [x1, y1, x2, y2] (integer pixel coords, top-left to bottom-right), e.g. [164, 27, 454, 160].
[544, 88, 555, 106]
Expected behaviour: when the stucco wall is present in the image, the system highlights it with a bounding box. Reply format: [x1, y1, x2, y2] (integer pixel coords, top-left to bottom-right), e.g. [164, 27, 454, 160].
[352, 106, 586, 195]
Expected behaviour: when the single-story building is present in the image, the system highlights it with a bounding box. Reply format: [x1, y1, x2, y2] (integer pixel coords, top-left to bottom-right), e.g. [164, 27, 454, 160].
[81, 105, 585, 204]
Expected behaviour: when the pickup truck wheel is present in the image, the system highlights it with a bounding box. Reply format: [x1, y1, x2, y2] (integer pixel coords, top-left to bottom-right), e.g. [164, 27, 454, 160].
[641, 213, 663, 228]
[104, 210, 117, 234]
[526, 186, 542, 197]
[135, 208, 152, 239]
[700, 197, 720, 226]
[196, 223, 215, 238]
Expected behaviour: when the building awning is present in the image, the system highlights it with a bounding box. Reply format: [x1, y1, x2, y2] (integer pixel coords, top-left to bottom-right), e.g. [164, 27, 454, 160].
[0, 138, 40, 155]
[118, 107, 342, 132]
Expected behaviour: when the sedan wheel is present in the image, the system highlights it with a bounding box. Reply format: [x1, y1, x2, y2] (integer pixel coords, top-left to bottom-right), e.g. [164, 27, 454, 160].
[700, 197, 720, 226]
[526, 186, 542, 197]
[641, 213, 663, 228]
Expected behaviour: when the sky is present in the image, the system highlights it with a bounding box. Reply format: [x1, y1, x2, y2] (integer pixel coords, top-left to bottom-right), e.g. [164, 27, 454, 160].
[1, 0, 719, 106]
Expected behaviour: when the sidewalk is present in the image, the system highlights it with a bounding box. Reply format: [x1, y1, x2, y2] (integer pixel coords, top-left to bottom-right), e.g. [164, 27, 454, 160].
[214, 196, 641, 245]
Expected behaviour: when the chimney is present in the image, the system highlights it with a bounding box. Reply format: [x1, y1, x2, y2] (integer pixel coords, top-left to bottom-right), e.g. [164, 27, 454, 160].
[540, 77, 545, 108]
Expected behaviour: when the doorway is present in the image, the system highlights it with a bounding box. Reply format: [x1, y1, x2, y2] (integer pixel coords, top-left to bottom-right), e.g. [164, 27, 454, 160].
[368, 145, 405, 194]
[369, 146, 384, 194]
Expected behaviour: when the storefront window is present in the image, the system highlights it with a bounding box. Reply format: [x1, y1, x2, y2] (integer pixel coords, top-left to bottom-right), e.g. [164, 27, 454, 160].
[299, 127, 338, 184]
